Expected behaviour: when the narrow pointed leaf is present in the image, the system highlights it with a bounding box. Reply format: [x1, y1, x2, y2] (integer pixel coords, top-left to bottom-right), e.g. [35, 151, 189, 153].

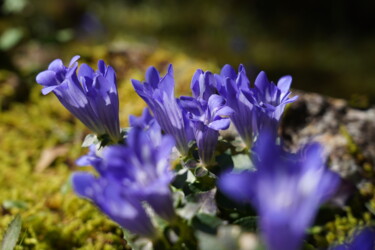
[1, 214, 22, 250]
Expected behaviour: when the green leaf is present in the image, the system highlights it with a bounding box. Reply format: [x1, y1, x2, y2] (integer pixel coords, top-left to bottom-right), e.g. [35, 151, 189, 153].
[197, 232, 227, 250]
[120, 128, 130, 139]
[196, 225, 239, 250]
[122, 229, 154, 250]
[162, 217, 198, 249]
[122, 229, 136, 249]
[178, 189, 217, 220]
[192, 213, 223, 234]
[81, 134, 98, 147]
[215, 149, 234, 172]
[302, 242, 317, 250]
[56, 29, 74, 43]
[0, 28, 23, 50]
[2, 200, 28, 210]
[231, 153, 255, 171]
[233, 216, 258, 232]
[171, 168, 196, 189]
[181, 157, 198, 169]
[197, 225, 263, 250]
[189, 167, 216, 191]
[3, 0, 27, 13]
[60, 177, 72, 195]
[1, 215, 22, 250]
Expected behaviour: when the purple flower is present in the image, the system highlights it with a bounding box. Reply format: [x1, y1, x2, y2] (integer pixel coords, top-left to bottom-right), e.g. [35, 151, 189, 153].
[252, 71, 298, 122]
[179, 70, 233, 165]
[36, 56, 121, 143]
[73, 173, 156, 237]
[215, 64, 297, 147]
[214, 64, 258, 147]
[331, 227, 375, 250]
[72, 126, 176, 236]
[219, 131, 340, 250]
[190, 69, 217, 101]
[132, 65, 194, 156]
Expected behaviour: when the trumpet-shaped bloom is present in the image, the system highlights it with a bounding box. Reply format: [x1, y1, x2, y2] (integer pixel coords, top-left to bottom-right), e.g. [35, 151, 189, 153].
[36, 56, 121, 143]
[215, 64, 297, 147]
[72, 126, 176, 237]
[219, 131, 340, 250]
[179, 69, 233, 165]
[252, 71, 298, 122]
[73, 172, 156, 237]
[215, 64, 259, 147]
[190, 69, 217, 101]
[132, 65, 194, 156]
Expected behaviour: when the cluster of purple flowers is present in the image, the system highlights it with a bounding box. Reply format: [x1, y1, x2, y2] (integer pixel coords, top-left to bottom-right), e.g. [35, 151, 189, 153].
[178, 69, 233, 165]
[36, 56, 121, 143]
[73, 110, 176, 237]
[132, 64, 297, 165]
[36, 56, 351, 248]
[36, 56, 298, 165]
[216, 64, 298, 147]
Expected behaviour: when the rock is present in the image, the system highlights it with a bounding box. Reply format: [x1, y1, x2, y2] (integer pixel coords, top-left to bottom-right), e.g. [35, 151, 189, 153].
[281, 90, 375, 179]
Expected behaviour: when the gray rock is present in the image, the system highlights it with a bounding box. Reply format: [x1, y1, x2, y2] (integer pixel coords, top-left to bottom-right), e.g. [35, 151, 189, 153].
[281, 90, 374, 179]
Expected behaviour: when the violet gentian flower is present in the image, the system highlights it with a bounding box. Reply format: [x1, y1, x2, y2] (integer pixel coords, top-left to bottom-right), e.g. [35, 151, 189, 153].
[73, 172, 156, 237]
[132, 65, 194, 156]
[331, 227, 375, 250]
[215, 64, 297, 147]
[36, 56, 121, 143]
[252, 70, 298, 123]
[179, 70, 233, 165]
[219, 131, 340, 250]
[215, 64, 259, 147]
[190, 69, 217, 101]
[72, 126, 176, 237]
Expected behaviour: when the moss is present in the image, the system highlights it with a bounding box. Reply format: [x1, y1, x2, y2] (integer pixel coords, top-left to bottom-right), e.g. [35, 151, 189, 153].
[311, 207, 372, 248]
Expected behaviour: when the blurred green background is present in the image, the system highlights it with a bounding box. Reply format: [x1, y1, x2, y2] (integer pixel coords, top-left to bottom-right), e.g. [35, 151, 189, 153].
[1, 0, 375, 106]
[0, 0, 375, 248]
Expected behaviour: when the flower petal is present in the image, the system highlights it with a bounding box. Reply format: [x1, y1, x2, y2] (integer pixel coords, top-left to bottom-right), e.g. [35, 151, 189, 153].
[41, 85, 59, 95]
[69, 55, 80, 67]
[146, 66, 160, 89]
[48, 59, 64, 71]
[208, 94, 225, 112]
[220, 64, 237, 79]
[215, 106, 234, 117]
[208, 118, 231, 130]
[36, 70, 57, 86]
[219, 171, 254, 203]
[254, 71, 270, 93]
[78, 63, 95, 81]
[72, 172, 96, 199]
[277, 75, 292, 93]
